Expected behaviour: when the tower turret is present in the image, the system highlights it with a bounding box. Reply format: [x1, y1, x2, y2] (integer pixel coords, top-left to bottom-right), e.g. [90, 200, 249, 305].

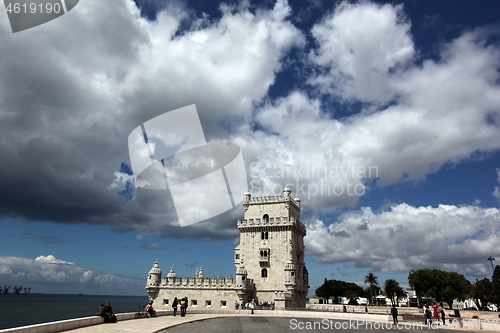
[283, 186, 291, 198]
[166, 265, 176, 278]
[235, 265, 249, 303]
[146, 259, 162, 300]
[235, 265, 248, 288]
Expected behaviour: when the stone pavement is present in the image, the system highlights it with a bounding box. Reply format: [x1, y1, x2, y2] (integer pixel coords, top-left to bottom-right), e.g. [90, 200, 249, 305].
[63, 309, 395, 333]
[63, 311, 500, 333]
[65, 313, 251, 333]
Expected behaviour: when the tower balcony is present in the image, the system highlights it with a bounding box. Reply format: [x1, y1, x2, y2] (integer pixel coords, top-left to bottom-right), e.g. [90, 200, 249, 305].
[259, 248, 270, 263]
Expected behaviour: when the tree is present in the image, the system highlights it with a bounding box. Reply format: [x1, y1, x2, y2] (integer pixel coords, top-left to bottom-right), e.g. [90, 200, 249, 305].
[315, 279, 367, 304]
[395, 285, 407, 307]
[408, 268, 469, 309]
[384, 279, 405, 306]
[491, 265, 500, 311]
[316, 278, 333, 300]
[443, 272, 470, 309]
[364, 272, 379, 305]
[345, 290, 359, 305]
[470, 278, 494, 310]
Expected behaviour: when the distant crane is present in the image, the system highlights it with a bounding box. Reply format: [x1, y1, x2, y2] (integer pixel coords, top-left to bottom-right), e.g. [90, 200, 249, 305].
[488, 256, 495, 272]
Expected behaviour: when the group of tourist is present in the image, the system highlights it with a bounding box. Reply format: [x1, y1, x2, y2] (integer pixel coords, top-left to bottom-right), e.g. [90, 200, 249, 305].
[172, 297, 189, 317]
[423, 302, 446, 325]
[96, 303, 116, 323]
[234, 300, 274, 311]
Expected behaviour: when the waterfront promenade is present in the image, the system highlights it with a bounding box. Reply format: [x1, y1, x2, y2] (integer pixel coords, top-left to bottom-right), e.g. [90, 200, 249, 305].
[65, 310, 500, 333]
[3, 308, 500, 333]
[0, 309, 396, 333]
[67, 313, 232, 333]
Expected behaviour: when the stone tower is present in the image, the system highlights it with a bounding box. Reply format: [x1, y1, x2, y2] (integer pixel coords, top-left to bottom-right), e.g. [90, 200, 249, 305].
[146, 259, 161, 300]
[234, 187, 309, 308]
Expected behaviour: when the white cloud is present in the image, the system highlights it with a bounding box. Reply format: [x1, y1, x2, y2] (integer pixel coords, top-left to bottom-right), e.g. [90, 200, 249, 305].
[308, 1, 414, 103]
[110, 171, 136, 193]
[493, 168, 500, 202]
[0, 255, 143, 294]
[35, 255, 74, 265]
[305, 203, 500, 277]
[245, 19, 500, 214]
[122, 0, 305, 136]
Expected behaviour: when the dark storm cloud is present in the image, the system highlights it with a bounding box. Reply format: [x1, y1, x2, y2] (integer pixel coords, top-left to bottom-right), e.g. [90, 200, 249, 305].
[0, 0, 301, 241]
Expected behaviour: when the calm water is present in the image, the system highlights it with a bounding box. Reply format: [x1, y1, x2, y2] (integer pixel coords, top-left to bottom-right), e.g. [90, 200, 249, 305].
[0, 294, 149, 330]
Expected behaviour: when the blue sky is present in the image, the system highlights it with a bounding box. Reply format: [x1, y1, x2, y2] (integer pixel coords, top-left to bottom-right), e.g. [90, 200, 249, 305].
[0, 0, 499, 296]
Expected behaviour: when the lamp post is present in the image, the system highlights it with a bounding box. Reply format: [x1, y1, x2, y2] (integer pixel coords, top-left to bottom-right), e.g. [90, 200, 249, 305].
[487, 256, 495, 272]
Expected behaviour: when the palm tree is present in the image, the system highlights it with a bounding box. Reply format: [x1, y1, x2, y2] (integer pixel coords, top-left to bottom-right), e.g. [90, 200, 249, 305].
[471, 278, 493, 310]
[384, 279, 403, 306]
[364, 272, 379, 305]
[395, 285, 407, 307]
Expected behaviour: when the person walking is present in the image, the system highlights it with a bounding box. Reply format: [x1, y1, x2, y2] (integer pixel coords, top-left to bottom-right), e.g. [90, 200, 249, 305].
[425, 304, 432, 325]
[250, 299, 255, 314]
[433, 302, 440, 322]
[423, 304, 430, 325]
[391, 305, 398, 325]
[180, 297, 187, 317]
[439, 303, 446, 325]
[172, 297, 178, 316]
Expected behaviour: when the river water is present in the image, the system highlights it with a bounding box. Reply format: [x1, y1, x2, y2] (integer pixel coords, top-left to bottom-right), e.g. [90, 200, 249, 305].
[0, 294, 148, 330]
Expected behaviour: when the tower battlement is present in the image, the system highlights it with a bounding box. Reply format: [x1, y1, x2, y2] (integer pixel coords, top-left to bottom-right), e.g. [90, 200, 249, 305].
[237, 216, 306, 235]
[245, 194, 300, 207]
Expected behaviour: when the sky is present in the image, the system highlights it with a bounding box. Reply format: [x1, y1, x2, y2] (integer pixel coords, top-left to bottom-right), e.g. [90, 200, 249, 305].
[0, 0, 499, 297]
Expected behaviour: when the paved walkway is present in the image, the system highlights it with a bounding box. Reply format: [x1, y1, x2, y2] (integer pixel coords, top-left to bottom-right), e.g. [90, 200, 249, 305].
[64, 312, 500, 333]
[66, 313, 247, 333]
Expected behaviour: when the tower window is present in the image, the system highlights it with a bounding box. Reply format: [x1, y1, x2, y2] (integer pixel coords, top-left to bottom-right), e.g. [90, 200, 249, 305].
[261, 268, 268, 278]
[259, 248, 270, 263]
[261, 231, 269, 239]
[263, 214, 269, 223]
